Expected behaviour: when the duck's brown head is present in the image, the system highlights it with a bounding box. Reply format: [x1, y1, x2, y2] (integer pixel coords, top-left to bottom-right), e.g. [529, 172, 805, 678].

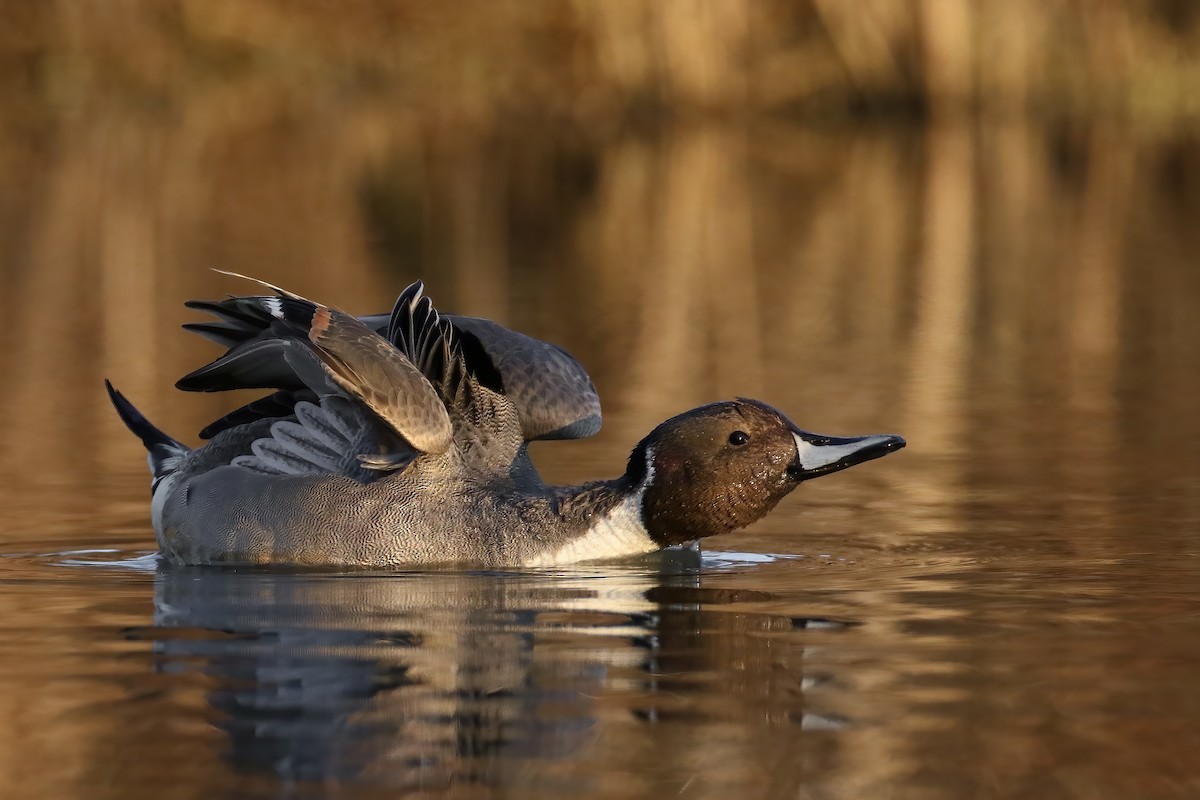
[627, 399, 904, 547]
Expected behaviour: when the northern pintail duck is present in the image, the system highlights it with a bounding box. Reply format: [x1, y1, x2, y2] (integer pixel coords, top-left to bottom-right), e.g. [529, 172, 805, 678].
[107, 276, 905, 567]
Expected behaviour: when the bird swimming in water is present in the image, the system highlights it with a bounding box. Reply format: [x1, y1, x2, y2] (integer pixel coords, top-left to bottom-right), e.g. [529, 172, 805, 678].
[107, 276, 905, 567]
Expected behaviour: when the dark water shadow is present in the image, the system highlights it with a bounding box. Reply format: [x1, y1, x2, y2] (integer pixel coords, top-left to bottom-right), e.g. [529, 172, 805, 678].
[114, 550, 848, 792]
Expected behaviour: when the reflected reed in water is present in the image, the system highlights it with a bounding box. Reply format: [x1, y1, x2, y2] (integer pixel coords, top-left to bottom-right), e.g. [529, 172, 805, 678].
[1, 8, 1200, 795]
[2, 116, 1197, 554]
[130, 553, 847, 792]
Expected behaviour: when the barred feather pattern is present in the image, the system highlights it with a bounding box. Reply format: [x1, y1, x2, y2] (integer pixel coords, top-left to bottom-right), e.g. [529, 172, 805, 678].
[214, 272, 454, 455]
[386, 282, 523, 474]
[384, 281, 489, 402]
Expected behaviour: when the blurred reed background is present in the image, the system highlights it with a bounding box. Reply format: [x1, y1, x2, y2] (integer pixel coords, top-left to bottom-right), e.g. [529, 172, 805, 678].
[0, 7, 1199, 798]
[0, 1, 1198, 549]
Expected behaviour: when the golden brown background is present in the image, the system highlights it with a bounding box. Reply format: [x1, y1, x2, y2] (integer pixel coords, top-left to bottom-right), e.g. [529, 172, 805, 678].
[1, 4, 1199, 798]
[3, 1, 1198, 542]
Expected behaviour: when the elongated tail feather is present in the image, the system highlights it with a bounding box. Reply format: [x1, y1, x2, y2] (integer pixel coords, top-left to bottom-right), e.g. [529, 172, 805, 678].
[105, 380, 190, 487]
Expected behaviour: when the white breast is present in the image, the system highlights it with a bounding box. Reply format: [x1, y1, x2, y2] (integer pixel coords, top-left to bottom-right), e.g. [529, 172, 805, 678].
[524, 446, 658, 567]
[524, 495, 657, 567]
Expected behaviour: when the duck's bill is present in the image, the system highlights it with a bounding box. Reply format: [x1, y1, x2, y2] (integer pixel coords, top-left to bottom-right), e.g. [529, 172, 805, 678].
[787, 430, 906, 480]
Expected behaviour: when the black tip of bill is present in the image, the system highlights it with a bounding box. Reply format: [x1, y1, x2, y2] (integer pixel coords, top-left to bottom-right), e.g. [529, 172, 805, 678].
[787, 431, 905, 480]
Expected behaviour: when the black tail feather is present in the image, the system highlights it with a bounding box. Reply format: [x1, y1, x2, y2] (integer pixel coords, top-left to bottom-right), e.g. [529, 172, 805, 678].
[386, 281, 451, 382]
[105, 380, 190, 479]
[181, 321, 257, 349]
[385, 281, 503, 395]
[199, 389, 314, 440]
[184, 297, 275, 326]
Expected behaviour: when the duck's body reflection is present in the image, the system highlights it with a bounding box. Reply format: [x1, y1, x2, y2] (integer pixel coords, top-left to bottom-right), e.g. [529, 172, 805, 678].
[145, 551, 829, 791]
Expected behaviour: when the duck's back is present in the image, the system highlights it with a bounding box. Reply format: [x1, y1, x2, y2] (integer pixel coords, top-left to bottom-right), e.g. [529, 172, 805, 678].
[134, 278, 605, 567]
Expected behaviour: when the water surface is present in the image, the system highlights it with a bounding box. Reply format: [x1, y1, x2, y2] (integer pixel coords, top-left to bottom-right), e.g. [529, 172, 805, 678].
[2, 110, 1200, 798]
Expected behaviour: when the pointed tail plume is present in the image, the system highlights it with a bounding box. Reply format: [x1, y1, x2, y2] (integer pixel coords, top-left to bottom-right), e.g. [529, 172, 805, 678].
[105, 380, 190, 490]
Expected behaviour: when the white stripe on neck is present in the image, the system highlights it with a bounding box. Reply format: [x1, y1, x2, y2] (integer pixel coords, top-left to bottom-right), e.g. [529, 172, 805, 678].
[525, 445, 657, 567]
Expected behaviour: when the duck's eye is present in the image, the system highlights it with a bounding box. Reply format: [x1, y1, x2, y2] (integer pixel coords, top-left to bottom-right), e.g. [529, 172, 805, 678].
[729, 431, 750, 446]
